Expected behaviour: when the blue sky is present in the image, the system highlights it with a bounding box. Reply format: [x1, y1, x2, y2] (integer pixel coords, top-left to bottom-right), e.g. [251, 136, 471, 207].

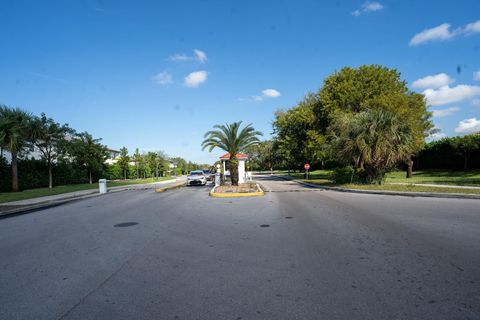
[1, 0, 479, 164]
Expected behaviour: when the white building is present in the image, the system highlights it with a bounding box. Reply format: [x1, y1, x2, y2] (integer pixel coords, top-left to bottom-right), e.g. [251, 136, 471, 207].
[219, 152, 248, 183]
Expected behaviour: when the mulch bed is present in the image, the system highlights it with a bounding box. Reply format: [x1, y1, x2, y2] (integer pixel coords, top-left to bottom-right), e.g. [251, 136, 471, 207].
[214, 183, 259, 193]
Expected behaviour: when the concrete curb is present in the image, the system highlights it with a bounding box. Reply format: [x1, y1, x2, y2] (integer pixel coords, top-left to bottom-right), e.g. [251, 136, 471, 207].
[275, 175, 480, 200]
[0, 192, 105, 218]
[209, 184, 265, 198]
[0, 179, 182, 218]
[155, 182, 186, 193]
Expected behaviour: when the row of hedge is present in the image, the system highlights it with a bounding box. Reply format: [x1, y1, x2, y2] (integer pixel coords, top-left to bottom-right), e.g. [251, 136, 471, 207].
[0, 157, 174, 192]
[414, 134, 480, 170]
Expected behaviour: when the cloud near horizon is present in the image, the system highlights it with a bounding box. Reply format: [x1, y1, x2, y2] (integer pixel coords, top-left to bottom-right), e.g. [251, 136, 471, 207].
[253, 88, 281, 101]
[455, 118, 480, 133]
[431, 106, 460, 117]
[352, 1, 383, 16]
[184, 70, 208, 87]
[412, 73, 454, 89]
[409, 20, 480, 46]
[423, 84, 480, 106]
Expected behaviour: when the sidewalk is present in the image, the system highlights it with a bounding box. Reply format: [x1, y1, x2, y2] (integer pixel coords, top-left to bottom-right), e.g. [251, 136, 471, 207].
[0, 177, 185, 216]
[387, 182, 480, 190]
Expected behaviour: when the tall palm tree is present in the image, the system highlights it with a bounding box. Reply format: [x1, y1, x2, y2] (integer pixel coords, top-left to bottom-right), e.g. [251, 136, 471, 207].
[0, 106, 35, 192]
[202, 121, 262, 185]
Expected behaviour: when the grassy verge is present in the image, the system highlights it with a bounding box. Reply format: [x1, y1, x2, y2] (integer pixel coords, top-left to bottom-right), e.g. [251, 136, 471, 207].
[0, 177, 176, 204]
[304, 180, 480, 195]
[385, 170, 480, 186]
[275, 169, 480, 195]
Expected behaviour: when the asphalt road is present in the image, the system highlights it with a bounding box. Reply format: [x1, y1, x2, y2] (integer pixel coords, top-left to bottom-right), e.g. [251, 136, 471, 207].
[1, 175, 479, 320]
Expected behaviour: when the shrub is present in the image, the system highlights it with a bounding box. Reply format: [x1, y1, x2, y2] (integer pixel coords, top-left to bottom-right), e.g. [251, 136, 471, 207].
[331, 166, 357, 184]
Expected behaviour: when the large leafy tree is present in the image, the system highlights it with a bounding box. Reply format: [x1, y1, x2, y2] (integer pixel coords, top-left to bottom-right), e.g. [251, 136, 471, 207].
[202, 122, 262, 185]
[32, 113, 72, 188]
[68, 132, 107, 184]
[319, 65, 433, 177]
[0, 105, 36, 192]
[329, 109, 415, 183]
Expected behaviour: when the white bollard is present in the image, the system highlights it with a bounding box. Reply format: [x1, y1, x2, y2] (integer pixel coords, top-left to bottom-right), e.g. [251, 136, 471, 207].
[215, 173, 221, 186]
[98, 179, 107, 194]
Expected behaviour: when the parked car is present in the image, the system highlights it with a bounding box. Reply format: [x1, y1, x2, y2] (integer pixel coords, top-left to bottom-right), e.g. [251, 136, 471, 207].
[202, 169, 214, 181]
[187, 170, 207, 186]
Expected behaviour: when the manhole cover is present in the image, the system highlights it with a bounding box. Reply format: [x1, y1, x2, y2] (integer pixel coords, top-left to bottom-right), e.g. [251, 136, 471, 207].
[260, 224, 270, 228]
[114, 222, 138, 228]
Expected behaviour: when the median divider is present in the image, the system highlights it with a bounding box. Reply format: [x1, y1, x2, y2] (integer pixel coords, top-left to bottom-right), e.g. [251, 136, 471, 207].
[209, 184, 265, 198]
[155, 182, 186, 193]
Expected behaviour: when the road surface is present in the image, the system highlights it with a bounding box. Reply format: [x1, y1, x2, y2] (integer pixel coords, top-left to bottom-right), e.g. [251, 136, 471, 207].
[0, 175, 479, 319]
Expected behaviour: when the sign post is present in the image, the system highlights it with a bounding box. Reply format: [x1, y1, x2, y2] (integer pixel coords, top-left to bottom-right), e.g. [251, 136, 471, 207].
[304, 163, 310, 179]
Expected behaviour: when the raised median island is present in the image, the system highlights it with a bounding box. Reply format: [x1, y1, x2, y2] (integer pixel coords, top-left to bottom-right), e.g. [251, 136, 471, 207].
[210, 182, 264, 198]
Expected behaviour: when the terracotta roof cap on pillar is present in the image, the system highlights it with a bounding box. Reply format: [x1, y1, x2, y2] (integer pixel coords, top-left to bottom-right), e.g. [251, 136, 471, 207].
[219, 152, 249, 160]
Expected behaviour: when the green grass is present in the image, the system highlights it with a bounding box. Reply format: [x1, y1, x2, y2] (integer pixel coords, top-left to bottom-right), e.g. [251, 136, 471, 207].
[0, 177, 175, 204]
[275, 170, 333, 180]
[280, 169, 480, 186]
[278, 169, 480, 195]
[304, 180, 480, 195]
[385, 170, 480, 186]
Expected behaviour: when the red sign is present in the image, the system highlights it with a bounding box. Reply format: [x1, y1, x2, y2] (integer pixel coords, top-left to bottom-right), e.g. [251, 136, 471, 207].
[304, 163, 310, 171]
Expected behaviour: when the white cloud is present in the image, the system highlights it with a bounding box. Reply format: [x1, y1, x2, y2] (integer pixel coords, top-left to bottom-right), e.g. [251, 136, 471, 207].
[168, 54, 192, 62]
[409, 20, 480, 46]
[168, 49, 208, 63]
[409, 23, 454, 46]
[464, 20, 480, 34]
[152, 72, 173, 85]
[426, 132, 447, 142]
[431, 106, 460, 117]
[423, 84, 480, 106]
[474, 70, 480, 81]
[194, 49, 207, 63]
[262, 89, 281, 98]
[252, 88, 281, 101]
[352, 1, 383, 16]
[184, 71, 208, 87]
[412, 73, 454, 89]
[455, 118, 480, 133]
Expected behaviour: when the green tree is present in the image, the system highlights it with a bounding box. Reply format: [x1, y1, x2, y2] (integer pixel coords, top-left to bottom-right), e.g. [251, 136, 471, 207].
[245, 140, 279, 171]
[68, 132, 107, 184]
[202, 121, 262, 185]
[329, 109, 415, 183]
[0, 106, 36, 191]
[146, 152, 159, 178]
[273, 93, 325, 171]
[450, 133, 480, 170]
[32, 113, 72, 188]
[117, 147, 130, 180]
[132, 148, 142, 178]
[319, 65, 433, 178]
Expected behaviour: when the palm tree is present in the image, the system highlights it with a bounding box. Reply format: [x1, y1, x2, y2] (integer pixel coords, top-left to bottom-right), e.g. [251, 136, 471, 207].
[330, 109, 414, 184]
[0, 106, 35, 192]
[202, 121, 262, 185]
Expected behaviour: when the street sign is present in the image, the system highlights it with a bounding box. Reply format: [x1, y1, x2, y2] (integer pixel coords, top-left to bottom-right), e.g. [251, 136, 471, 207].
[304, 163, 310, 179]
